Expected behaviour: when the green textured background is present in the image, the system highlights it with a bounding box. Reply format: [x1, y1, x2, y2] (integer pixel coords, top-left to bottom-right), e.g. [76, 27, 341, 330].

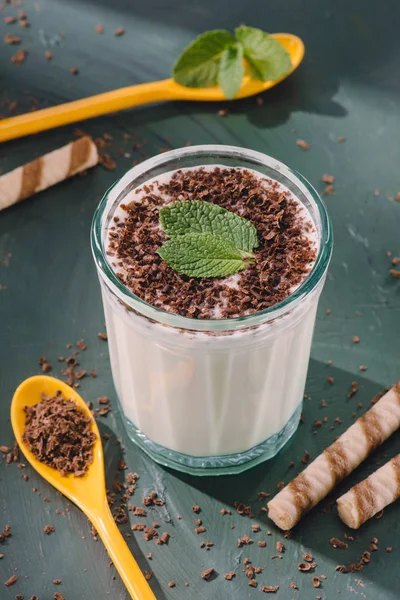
[1, 0, 400, 598]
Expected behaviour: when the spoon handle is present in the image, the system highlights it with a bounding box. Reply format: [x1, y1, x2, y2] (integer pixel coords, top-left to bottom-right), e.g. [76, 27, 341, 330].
[0, 79, 177, 143]
[90, 500, 157, 600]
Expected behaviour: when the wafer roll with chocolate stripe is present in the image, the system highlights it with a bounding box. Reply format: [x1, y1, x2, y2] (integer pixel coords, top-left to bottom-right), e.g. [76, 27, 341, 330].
[268, 384, 400, 530]
[337, 454, 400, 528]
[0, 136, 98, 211]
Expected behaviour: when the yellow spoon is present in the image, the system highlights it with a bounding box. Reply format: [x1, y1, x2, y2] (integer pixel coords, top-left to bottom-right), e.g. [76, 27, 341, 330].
[0, 33, 304, 143]
[11, 375, 156, 600]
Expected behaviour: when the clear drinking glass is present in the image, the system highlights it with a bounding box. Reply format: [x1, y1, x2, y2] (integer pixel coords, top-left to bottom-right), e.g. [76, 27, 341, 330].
[91, 145, 332, 476]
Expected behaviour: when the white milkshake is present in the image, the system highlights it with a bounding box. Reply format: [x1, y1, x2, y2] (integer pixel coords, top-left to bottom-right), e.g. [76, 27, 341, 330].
[91, 145, 332, 475]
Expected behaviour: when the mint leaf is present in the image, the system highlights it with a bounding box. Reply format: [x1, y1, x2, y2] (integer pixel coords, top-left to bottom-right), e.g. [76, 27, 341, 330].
[173, 30, 234, 88]
[218, 44, 245, 99]
[158, 233, 254, 278]
[160, 200, 258, 253]
[235, 26, 291, 81]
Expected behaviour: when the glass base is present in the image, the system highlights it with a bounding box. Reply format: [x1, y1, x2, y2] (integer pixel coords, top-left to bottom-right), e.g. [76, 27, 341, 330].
[122, 404, 302, 476]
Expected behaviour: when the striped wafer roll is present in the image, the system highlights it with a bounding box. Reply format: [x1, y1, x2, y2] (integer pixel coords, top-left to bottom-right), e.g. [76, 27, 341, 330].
[268, 384, 400, 530]
[337, 454, 400, 528]
[0, 136, 98, 211]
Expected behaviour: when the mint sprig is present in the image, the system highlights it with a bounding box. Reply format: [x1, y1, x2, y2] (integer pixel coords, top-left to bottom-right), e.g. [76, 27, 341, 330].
[158, 200, 258, 278]
[173, 25, 291, 100]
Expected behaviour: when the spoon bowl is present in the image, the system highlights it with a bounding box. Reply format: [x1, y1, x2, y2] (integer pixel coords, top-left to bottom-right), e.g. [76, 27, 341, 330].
[0, 33, 304, 142]
[11, 375, 156, 600]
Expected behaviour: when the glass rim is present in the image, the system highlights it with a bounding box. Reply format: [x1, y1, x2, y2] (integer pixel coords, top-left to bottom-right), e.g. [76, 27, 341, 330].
[91, 144, 333, 331]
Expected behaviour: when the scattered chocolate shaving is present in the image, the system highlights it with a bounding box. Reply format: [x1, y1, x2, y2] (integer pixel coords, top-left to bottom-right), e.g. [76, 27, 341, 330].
[298, 562, 311, 571]
[201, 567, 214, 581]
[237, 535, 253, 547]
[99, 154, 116, 171]
[195, 526, 206, 534]
[217, 108, 228, 117]
[192, 505, 201, 513]
[348, 381, 359, 398]
[5, 574, 17, 586]
[159, 532, 169, 545]
[301, 451, 311, 464]
[54, 593, 65, 600]
[313, 576, 321, 588]
[290, 582, 298, 589]
[144, 570, 152, 580]
[303, 553, 313, 562]
[22, 392, 96, 476]
[327, 377, 335, 385]
[53, 579, 62, 584]
[353, 335, 360, 343]
[98, 332, 108, 340]
[261, 585, 279, 593]
[4, 16, 17, 23]
[390, 269, 400, 279]
[95, 24, 104, 33]
[248, 579, 257, 587]
[4, 33, 21, 43]
[251, 524, 261, 533]
[45, 50, 53, 60]
[296, 139, 310, 150]
[114, 27, 125, 36]
[258, 540, 267, 548]
[168, 581, 176, 588]
[276, 541, 284, 553]
[322, 174, 334, 184]
[224, 571, 235, 580]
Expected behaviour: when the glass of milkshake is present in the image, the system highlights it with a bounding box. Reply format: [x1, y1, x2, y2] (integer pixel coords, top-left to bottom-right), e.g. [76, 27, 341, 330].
[91, 145, 332, 475]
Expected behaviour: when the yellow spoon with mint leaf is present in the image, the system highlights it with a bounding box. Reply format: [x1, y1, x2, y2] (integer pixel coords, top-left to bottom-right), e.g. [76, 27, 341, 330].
[0, 31, 304, 143]
[11, 375, 156, 600]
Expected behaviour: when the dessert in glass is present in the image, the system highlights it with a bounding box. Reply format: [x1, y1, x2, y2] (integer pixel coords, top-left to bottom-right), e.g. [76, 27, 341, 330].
[91, 145, 332, 475]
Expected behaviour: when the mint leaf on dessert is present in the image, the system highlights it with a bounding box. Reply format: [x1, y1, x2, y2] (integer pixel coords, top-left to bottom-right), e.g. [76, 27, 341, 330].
[235, 25, 291, 81]
[157, 233, 255, 278]
[160, 200, 258, 253]
[218, 44, 245, 99]
[173, 30, 235, 88]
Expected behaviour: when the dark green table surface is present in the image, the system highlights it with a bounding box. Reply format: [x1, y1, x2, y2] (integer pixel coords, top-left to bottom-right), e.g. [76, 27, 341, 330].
[1, 1, 400, 599]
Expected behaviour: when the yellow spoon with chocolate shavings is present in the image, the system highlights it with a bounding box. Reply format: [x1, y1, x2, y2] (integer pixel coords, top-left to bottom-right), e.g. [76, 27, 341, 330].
[11, 375, 156, 600]
[0, 33, 304, 142]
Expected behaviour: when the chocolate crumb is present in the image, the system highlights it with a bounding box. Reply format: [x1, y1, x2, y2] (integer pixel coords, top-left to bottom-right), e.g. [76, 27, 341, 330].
[4, 16, 17, 23]
[95, 24, 104, 33]
[348, 381, 359, 398]
[330, 537, 348, 549]
[70, 66, 79, 75]
[296, 139, 310, 150]
[261, 585, 279, 593]
[390, 269, 400, 279]
[386, 547, 392, 553]
[168, 581, 176, 588]
[98, 332, 108, 340]
[258, 540, 267, 548]
[99, 154, 116, 171]
[53, 579, 62, 584]
[195, 526, 206, 534]
[192, 505, 201, 513]
[276, 541, 284, 553]
[353, 335, 360, 344]
[252, 524, 261, 533]
[322, 174, 334, 184]
[290, 582, 298, 589]
[298, 562, 311, 571]
[159, 532, 169, 545]
[201, 567, 214, 580]
[312, 576, 321, 588]
[327, 377, 334, 385]
[5, 574, 17, 586]
[45, 50, 53, 60]
[225, 571, 235, 580]
[303, 553, 313, 562]
[248, 579, 257, 587]
[44, 525, 55, 534]
[114, 27, 125, 36]
[217, 108, 228, 117]
[237, 535, 253, 547]
[54, 594, 65, 600]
